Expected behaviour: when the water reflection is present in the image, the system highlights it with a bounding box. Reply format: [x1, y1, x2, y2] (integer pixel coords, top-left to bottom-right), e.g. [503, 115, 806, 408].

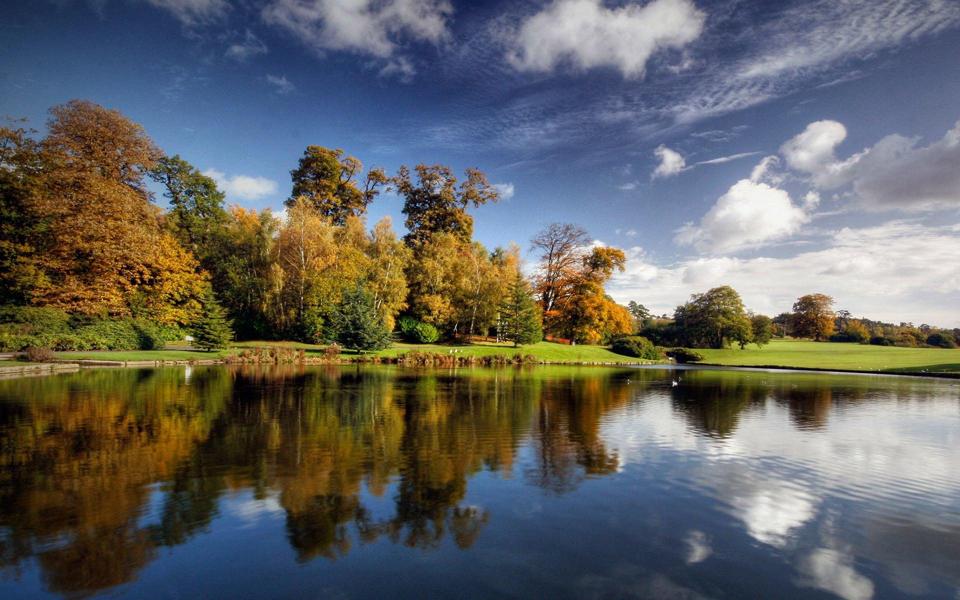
[0, 366, 957, 599]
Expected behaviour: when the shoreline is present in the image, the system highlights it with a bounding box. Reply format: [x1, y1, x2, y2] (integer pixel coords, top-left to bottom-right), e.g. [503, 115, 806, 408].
[2, 355, 958, 380]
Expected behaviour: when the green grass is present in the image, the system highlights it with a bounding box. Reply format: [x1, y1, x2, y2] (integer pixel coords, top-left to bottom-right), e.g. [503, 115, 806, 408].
[53, 341, 640, 364]
[56, 348, 234, 361]
[695, 339, 960, 374]
[367, 340, 644, 363]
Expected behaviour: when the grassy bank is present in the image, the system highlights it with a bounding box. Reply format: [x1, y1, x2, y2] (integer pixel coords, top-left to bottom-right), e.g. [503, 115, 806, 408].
[45, 340, 643, 365]
[369, 341, 644, 364]
[55, 348, 234, 362]
[695, 339, 960, 375]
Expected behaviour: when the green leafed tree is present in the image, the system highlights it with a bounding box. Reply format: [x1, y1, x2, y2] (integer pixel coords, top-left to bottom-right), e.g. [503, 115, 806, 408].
[329, 287, 392, 352]
[674, 285, 752, 349]
[192, 290, 233, 351]
[393, 164, 499, 247]
[287, 146, 387, 225]
[750, 314, 773, 348]
[150, 154, 228, 267]
[499, 274, 543, 347]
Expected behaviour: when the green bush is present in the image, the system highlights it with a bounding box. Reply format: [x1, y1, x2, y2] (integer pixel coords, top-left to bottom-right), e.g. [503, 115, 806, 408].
[667, 348, 704, 363]
[398, 317, 440, 344]
[869, 336, 895, 346]
[926, 332, 956, 349]
[611, 336, 662, 360]
[411, 322, 440, 344]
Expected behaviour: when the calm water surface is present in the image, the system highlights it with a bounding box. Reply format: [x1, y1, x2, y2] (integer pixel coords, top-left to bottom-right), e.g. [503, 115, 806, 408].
[0, 365, 958, 599]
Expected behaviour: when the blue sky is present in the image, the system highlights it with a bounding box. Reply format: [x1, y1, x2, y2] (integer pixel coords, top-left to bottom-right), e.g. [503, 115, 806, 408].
[3, 0, 960, 325]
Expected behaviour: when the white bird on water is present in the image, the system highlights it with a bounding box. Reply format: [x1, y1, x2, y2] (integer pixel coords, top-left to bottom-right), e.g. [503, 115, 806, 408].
[671, 379, 679, 387]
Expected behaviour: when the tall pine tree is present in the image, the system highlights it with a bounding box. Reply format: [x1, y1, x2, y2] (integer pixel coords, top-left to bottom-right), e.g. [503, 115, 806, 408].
[192, 290, 233, 351]
[329, 288, 392, 352]
[499, 274, 543, 347]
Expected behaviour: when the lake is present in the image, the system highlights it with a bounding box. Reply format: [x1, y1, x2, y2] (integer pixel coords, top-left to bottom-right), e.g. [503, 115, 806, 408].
[0, 365, 958, 599]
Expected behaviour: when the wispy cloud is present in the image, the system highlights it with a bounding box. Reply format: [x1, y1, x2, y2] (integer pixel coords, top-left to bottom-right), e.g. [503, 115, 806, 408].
[226, 30, 267, 62]
[264, 74, 295, 95]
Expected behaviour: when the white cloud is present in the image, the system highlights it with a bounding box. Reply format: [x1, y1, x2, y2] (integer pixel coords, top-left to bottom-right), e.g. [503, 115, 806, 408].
[693, 151, 760, 166]
[618, 182, 638, 191]
[609, 220, 960, 327]
[675, 179, 811, 254]
[203, 168, 279, 202]
[145, 0, 229, 26]
[262, 0, 452, 76]
[783, 118, 960, 210]
[780, 120, 852, 187]
[265, 74, 296, 95]
[507, 0, 705, 78]
[669, 0, 960, 124]
[226, 30, 268, 62]
[494, 182, 515, 200]
[651, 144, 686, 179]
[739, 0, 960, 80]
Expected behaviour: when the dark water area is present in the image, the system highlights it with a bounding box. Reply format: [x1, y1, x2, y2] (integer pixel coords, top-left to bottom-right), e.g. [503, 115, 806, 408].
[0, 365, 958, 599]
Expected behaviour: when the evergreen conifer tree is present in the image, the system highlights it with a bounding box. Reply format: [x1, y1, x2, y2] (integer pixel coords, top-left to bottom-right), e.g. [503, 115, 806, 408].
[192, 290, 233, 351]
[499, 274, 543, 347]
[330, 288, 392, 352]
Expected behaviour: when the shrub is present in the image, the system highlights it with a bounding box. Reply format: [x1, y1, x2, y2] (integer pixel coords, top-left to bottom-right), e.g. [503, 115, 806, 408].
[22, 346, 55, 363]
[667, 348, 704, 363]
[611, 336, 663, 360]
[324, 343, 342, 358]
[869, 336, 895, 346]
[926, 332, 957, 348]
[411, 322, 440, 344]
[0, 305, 71, 335]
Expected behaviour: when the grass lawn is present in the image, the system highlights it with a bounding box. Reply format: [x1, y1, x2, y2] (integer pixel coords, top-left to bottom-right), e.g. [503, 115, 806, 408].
[695, 339, 960, 374]
[56, 348, 234, 361]
[52, 341, 641, 364]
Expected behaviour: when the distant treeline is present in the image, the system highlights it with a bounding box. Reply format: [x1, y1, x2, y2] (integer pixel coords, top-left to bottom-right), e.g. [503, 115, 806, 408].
[632, 289, 958, 350]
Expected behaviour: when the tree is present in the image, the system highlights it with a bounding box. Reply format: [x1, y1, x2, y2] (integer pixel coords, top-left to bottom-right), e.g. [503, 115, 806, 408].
[674, 286, 752, 349]
[393, 164, 499, 246]
[287, 146, 387, 225]
[547, 245, 629, 344]
[531, 223, 590, 315]
[627, 301, 652, 331]
[150, 154, 228, 267]
[365, 217, 411, 332]
[792, 293, 835, 341]
[329, 288, 392, 352]
[750, 314, 773, 348]
[22, 100, 205, 323]
[499, 274, 543, 347]
[192, 289, 233, 351]
[0, 122, 48, 305]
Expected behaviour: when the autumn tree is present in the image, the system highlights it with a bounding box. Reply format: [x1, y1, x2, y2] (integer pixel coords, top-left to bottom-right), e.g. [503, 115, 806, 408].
[499, 273, 543, 346]
[23, 100, 205, 323]
[537, 241, 631, 344]
[674, 286, 752, 349]
[276, 197, 338, 340]
[287, 146, 387, 225]
[792, 293, 836, 341]
[750, 314, 773, 348]
[393, 164, 499, 247]
[215, 207, 280, 339]
[364, 217, 411, 331]
[531, 223, 590, 315]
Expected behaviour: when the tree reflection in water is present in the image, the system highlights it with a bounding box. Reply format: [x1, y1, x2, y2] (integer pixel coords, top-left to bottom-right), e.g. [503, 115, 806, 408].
[0, 365, 635, 594]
